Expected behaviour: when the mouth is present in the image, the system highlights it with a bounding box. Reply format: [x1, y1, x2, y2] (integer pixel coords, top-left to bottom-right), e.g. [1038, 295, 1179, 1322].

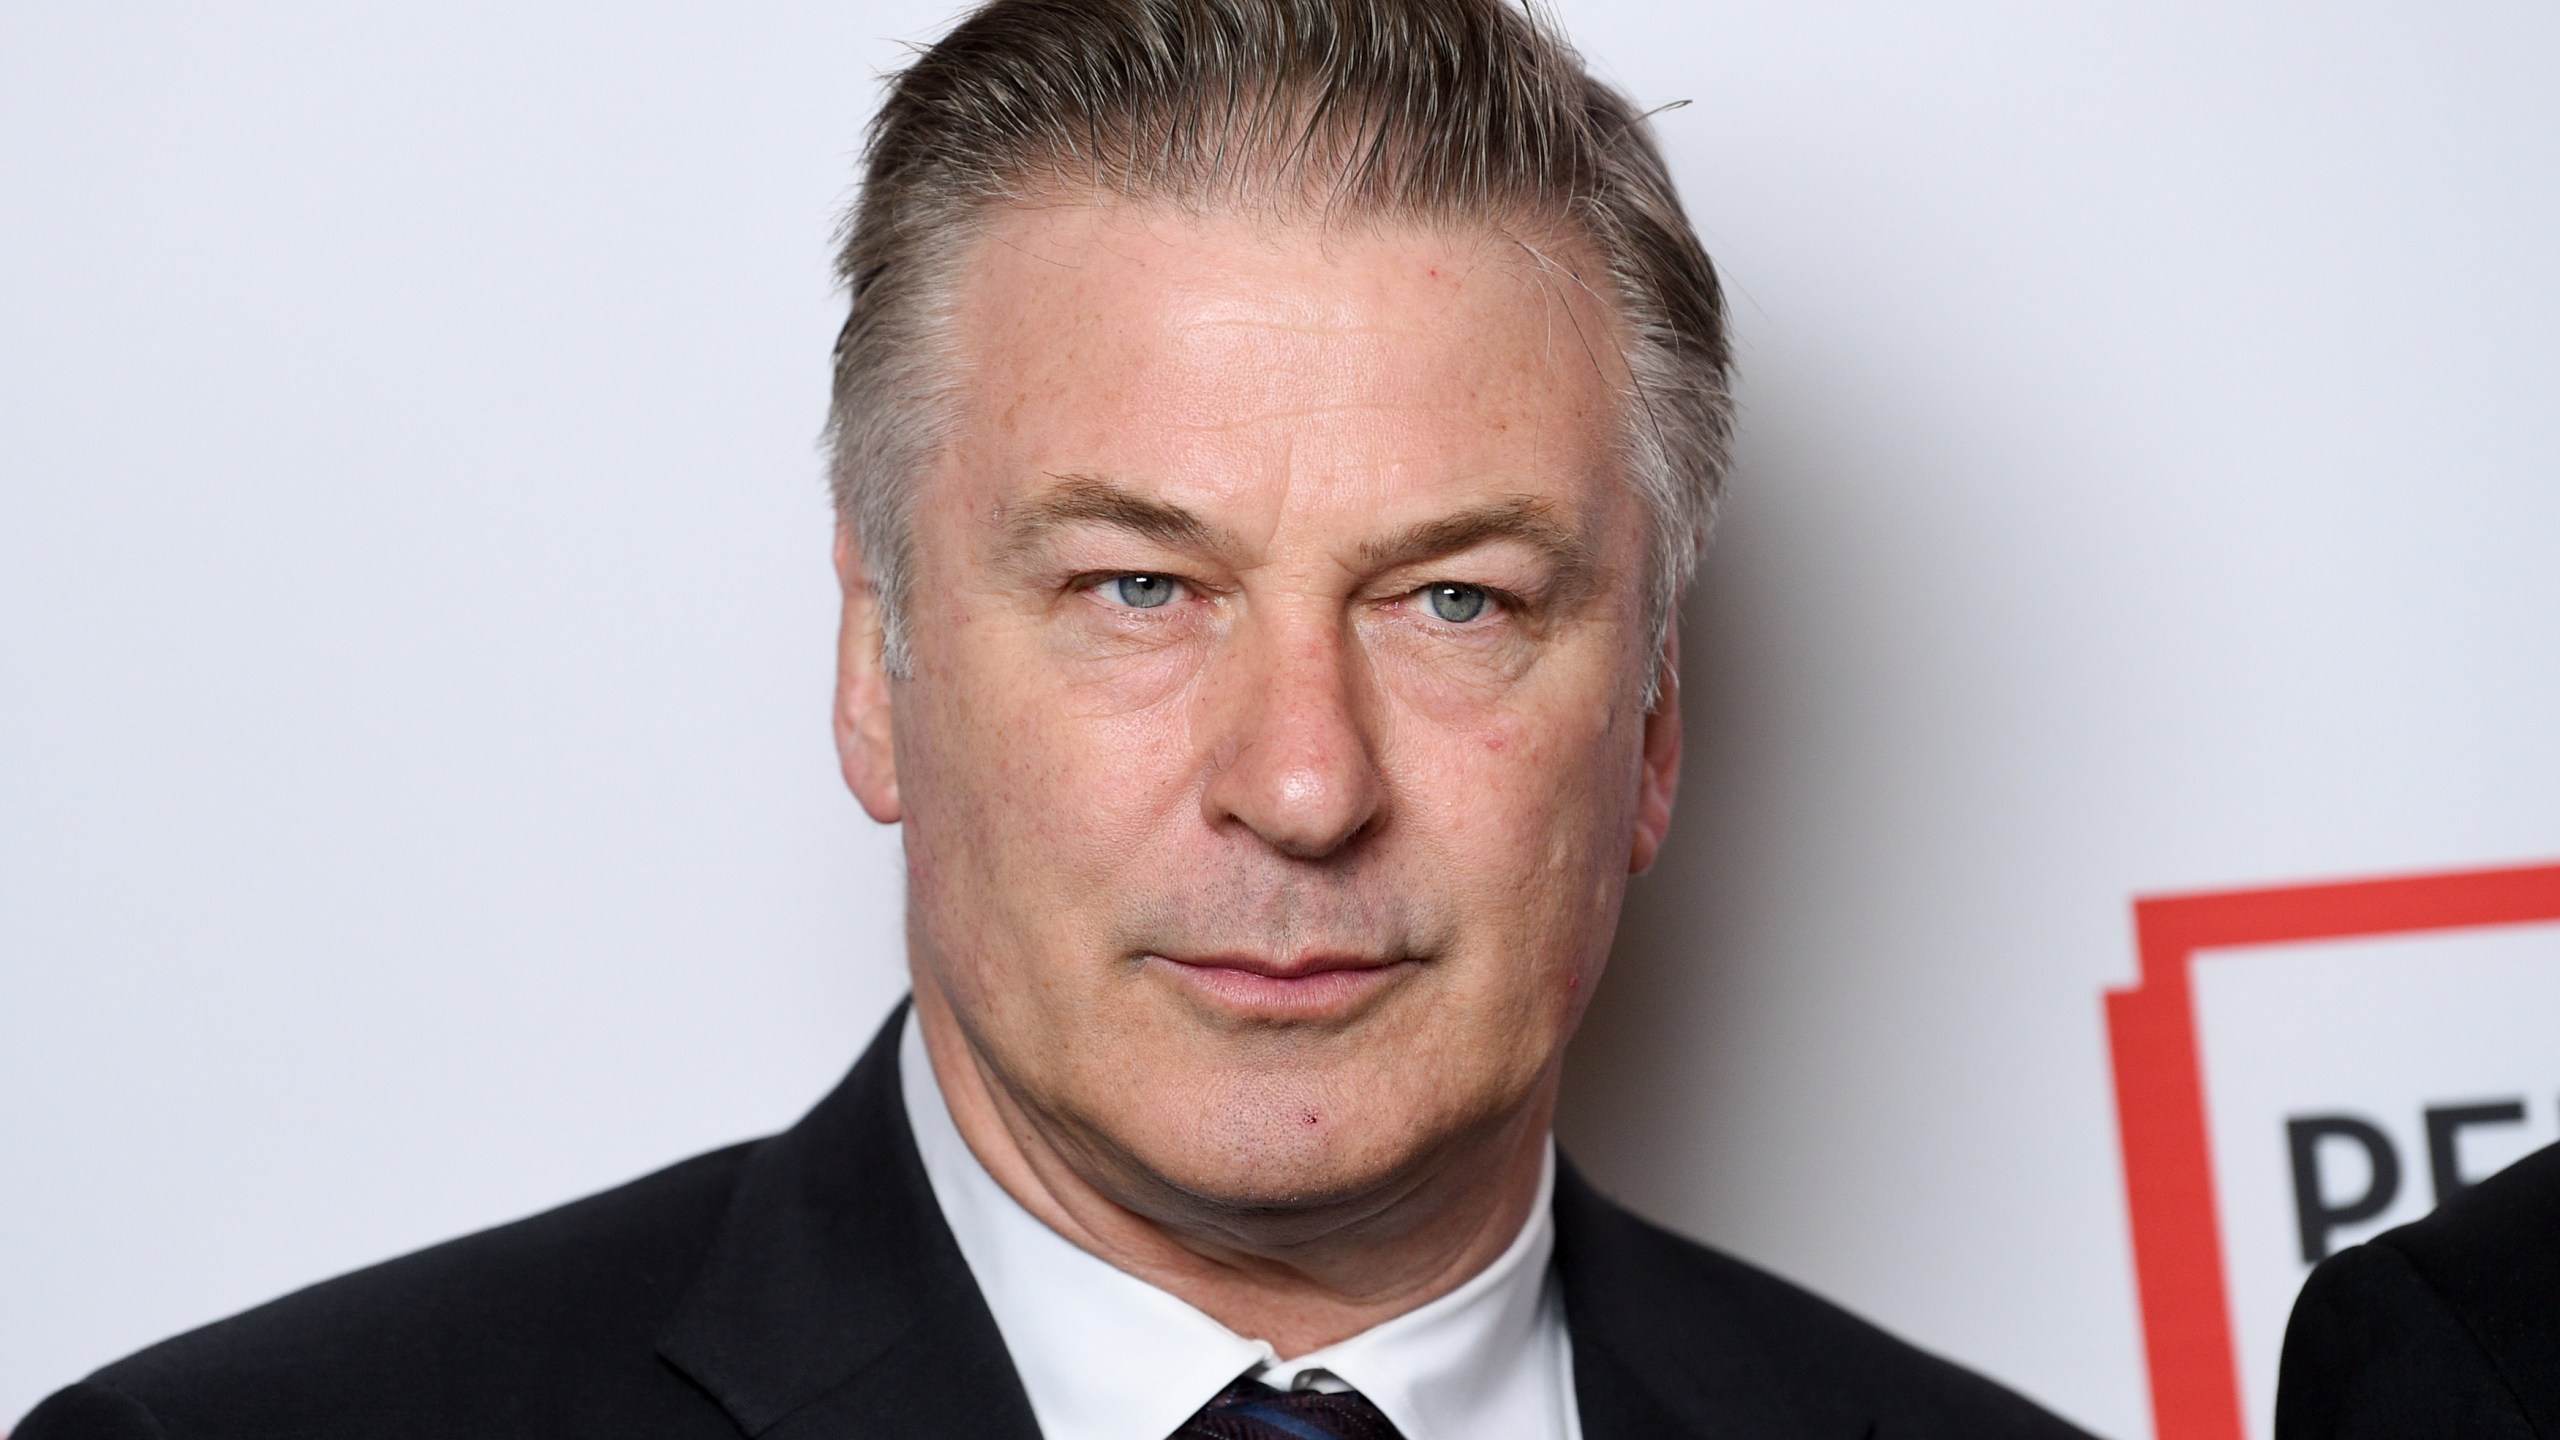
[1147, 951, 1418, 1021]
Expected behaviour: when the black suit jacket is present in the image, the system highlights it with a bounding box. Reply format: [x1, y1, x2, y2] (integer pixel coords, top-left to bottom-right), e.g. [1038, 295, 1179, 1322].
[2276, 1139, 2560, 1440]
[21, 1007, 2093, 1440]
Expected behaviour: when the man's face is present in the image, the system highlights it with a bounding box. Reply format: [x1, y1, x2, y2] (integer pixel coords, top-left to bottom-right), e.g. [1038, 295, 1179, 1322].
[839, 200, 1680, 1215]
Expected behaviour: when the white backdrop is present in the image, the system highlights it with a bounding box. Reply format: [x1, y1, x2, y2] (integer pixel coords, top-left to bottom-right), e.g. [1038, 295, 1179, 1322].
[7, 4, 2558, 1435]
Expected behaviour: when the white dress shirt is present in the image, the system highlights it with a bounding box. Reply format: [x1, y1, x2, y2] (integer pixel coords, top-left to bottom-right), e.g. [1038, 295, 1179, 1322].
[898, 1012, 1583, 1440]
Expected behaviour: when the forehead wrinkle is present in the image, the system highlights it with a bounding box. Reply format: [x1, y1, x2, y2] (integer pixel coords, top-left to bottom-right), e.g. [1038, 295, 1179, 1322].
[1151, 288, 1622, 430]
[1178, 315, 1434, 339]
[1162, 399, 1473, 436]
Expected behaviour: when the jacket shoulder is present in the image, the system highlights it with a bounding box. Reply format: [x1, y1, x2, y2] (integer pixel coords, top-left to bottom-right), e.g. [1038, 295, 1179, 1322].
[2286, 1140, 2560, 1438]
[2276, 1236, 2536, 1440]
[24, 1143, 758, 1440]
[2371, 1138, 2560, 1316]
[1556, 1164, 2096, 1440]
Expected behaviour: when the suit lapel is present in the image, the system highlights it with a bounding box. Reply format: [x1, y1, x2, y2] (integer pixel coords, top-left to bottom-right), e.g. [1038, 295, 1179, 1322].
[657, 1004, 1042, 1440]
[1571, 1334, 1722, 1440]
[1555, 1158, 1870, 1440]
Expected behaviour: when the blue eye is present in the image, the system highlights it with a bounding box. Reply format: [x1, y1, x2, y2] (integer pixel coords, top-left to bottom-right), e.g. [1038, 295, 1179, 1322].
[1423, 583, 1489, 623]
[1104, 574, 1179, 610]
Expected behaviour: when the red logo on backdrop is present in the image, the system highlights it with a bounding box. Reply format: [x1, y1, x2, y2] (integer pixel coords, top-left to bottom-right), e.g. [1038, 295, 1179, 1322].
[2107, 860, 2560, 1440]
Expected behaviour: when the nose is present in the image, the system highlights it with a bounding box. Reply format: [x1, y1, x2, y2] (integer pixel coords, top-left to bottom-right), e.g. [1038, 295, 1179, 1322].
[1199, 611, 1384, 860]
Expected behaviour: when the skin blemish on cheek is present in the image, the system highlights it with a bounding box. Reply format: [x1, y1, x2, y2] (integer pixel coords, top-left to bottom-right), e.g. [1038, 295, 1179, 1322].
[1301, 1111, 1321, 1128]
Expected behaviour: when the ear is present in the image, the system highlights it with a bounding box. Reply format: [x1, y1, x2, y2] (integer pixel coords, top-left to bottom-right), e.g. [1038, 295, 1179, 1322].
[833, 525, 903, 824]
[1627, 620, 1682, 875]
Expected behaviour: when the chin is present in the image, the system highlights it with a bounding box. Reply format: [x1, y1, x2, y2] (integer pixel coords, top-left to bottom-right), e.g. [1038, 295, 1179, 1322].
[1097, 1062, 1493, 1217]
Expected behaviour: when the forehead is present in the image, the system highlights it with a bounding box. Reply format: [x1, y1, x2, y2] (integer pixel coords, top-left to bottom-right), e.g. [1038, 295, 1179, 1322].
[939, 200, 1631, 523]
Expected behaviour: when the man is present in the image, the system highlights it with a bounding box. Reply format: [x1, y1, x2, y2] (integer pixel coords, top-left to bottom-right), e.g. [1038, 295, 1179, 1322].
[2277, 1139, 2560, 1439]
[20, 2, 2093, 1437]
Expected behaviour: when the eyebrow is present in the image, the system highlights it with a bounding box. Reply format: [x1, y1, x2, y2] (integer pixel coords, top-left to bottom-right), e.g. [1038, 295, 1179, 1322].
[998, 474, 1597, 593]
[998, 474, 1233, 560]
[1360, 494, 1595, 588]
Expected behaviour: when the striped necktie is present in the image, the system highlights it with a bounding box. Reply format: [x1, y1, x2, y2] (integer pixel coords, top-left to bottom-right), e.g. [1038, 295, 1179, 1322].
[1171, 1375, 1407, 1440]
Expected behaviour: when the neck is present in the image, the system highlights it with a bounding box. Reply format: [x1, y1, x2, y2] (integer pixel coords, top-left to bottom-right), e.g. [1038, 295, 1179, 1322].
[910, 983, 1555, 1357]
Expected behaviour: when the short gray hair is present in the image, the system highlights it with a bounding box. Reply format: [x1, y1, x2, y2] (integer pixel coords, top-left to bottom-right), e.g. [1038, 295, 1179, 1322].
[826, 0, 1732, 694]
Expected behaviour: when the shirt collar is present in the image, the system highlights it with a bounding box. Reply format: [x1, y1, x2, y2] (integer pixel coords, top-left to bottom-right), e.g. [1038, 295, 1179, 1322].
[897, 1009, 1574, 1440]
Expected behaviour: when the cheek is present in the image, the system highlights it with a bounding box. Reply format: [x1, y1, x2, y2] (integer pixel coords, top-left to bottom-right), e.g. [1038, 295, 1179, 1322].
[907, 617, 1205, 897]
[1400, 693, 1641, 948]
[1443, 691, 1636, 834]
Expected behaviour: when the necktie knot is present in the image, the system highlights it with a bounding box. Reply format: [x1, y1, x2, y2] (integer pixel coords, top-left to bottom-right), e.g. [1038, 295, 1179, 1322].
[1171, 1375, 1406, 1440]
